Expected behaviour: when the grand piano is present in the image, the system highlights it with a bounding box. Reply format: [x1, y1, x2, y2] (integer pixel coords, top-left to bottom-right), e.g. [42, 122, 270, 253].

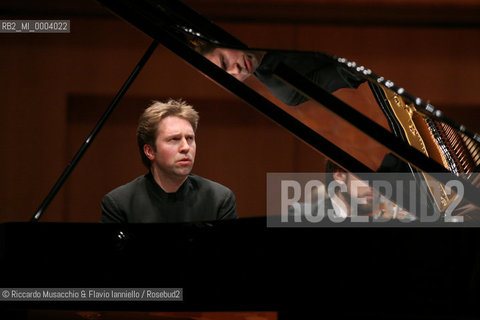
[2, 0, 480, 319]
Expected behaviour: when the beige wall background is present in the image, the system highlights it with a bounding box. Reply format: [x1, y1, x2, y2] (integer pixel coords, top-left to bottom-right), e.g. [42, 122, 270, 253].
[1, 0, 479, 222]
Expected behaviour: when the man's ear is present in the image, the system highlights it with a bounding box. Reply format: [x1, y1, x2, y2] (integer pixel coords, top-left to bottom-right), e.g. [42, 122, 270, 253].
[143, 144, 155, 161]
[333, 171, 347, 184]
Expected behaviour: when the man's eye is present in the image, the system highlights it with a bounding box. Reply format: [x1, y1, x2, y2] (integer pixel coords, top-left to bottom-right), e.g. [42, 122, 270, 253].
[221, 57, 227, 70]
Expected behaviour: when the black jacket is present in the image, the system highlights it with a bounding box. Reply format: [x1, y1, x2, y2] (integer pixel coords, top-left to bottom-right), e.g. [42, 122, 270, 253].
[101, 173, 237, 223]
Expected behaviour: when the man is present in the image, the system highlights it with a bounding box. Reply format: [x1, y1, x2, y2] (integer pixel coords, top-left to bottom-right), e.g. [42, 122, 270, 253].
[288, 160, 413, 221]
[203, 47, 265, 82]
[323, 160, 376, 218]
[193, 40, 364, 106]
[291, 159, 480, 223]
[323, 160, 413, 219]
[101, 99, 237, 223]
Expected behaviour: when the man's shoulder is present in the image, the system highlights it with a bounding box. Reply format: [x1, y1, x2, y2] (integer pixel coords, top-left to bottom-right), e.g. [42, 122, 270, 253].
[188, 174, 237, 219]
[105, 175, 148, 198]
[188, 174, 233, 195]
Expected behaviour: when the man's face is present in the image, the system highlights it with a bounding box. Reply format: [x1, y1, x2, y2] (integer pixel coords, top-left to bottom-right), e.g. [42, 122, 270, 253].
[346, 174, 374, 215]
[204, 48, 263, 81]
[150, 116, 196, 179]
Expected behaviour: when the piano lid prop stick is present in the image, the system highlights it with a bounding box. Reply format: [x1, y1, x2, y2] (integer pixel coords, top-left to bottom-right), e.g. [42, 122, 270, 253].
[31, 40, 159, 222]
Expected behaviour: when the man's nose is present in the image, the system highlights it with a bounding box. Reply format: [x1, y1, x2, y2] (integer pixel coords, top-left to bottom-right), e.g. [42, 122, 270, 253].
[227, 63, 242, 75]
[179, 137, 190, 152]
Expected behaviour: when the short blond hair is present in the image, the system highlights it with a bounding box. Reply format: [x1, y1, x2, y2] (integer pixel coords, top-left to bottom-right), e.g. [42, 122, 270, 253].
[137, 99, 199, 168]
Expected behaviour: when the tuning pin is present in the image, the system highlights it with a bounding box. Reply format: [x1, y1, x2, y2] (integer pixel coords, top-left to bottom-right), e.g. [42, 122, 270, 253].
[425, 104, 434, 113]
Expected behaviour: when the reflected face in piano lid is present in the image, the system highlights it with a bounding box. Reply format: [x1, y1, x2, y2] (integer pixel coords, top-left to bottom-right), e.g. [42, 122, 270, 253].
[345, 174, 375, 215]
[148, 116, 196, 180]
[204, 48, 265, 81]
[333, 171, 375, 215]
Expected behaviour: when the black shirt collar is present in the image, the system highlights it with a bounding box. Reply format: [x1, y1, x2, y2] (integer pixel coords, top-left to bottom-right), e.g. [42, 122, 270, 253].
[146, 172, 191, 201]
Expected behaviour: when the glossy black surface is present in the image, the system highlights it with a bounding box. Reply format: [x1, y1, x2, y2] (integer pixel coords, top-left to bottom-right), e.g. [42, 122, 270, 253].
[1, 219, 480, 317]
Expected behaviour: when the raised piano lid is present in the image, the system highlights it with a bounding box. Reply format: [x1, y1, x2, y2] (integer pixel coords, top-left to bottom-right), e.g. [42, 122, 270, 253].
[95, 0, 480, 212]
